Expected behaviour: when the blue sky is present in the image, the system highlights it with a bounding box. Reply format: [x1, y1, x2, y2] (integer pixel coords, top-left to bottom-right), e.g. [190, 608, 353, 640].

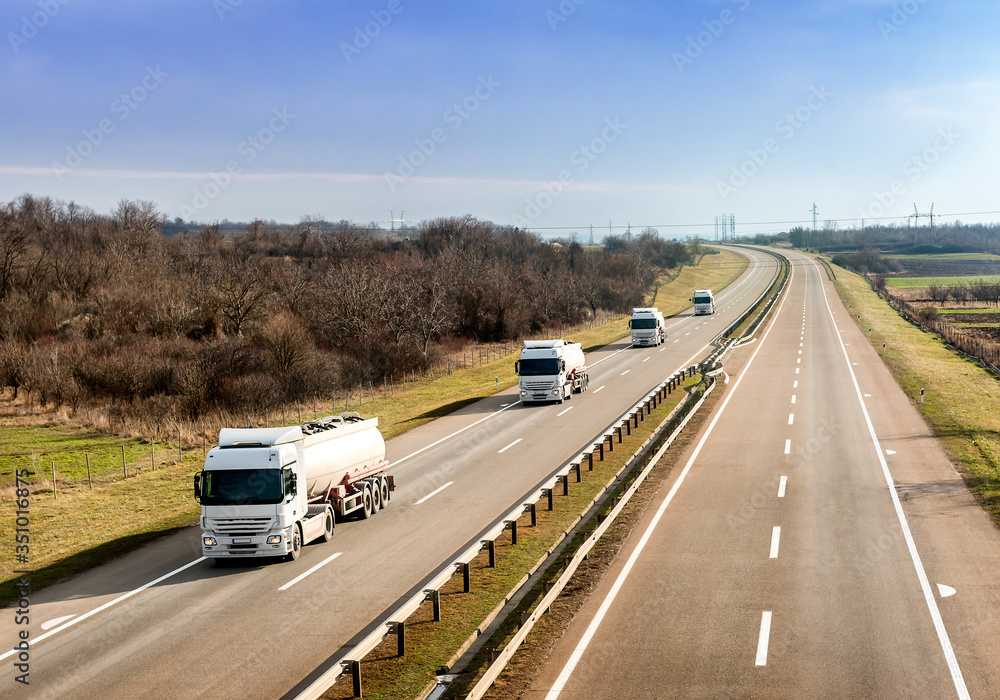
[2, 0, 998, 238]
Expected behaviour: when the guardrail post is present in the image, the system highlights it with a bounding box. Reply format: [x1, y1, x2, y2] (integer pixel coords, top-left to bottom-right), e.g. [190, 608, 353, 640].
[462, 562, 471, 592]
[598, 443, 605, 460]
[509, 519, 518, 545]
[352, 660, 362, 698]
[487, 540, 496, 568]
[559, 474, 567, 496]
[432, 589, 442, 621]
[588, 452, 594, 470]
[625, 419, 632, 436]
[547, 487, 554, 510]
[530, 502, 537, 526]
[574, 463, 582, 483]
[395, 621, 405, 657]
[616, 426, 623, 443]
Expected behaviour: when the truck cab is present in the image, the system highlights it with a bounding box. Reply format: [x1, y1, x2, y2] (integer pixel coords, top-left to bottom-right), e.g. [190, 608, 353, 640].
[516, 339, 588, 404]
[692, 289, 716, 315]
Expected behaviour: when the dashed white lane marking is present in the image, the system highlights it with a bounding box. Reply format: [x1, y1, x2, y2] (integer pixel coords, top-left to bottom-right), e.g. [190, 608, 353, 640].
[279, 551, 343, 591]
[784, 439, 791, 454]
[797, 358, 801, 364]
[769, 527, 781, 559]
[414, 481, 454, 505]
[557, 406, 574, 417]
[620, 370, 630, 376]
[778, 476, 787, 498]
[886, 449, 897, 455]
[756, 611, 773, 666]
[938, 584, 957, 598]
[593, 385, 606, 393]
[791, 395, 797, 404]
[498, 438, 523, 453]
[795, 368, 799, 374]
[41, 615, 76, 631]
[642, 357, 651, 363]
[793, 381, 798, 388]
[788, 414, 794, 425]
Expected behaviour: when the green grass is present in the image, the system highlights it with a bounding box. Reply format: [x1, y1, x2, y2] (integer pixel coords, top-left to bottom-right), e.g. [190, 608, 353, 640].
[885, 275, 1000, 288]
[885, 253, 1000, 261]
[951, 322, 1000, 328]
[833, 267, 1000, 523]
[939, 307, 1000, 314]
[0, 248, 749, 605]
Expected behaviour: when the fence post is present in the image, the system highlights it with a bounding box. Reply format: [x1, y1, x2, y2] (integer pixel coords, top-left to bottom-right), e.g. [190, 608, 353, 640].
[151, 439, 155, 472]
[178, 429, 182, 463]
[86, 453, 92, 490]
[122, 444, 127, 479]
[52, 461, 57, 499]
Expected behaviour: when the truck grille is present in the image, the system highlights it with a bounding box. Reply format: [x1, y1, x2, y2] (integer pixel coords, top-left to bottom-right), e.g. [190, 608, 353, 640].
[207, 517, 273, 535]
[524, 381, 553, 390]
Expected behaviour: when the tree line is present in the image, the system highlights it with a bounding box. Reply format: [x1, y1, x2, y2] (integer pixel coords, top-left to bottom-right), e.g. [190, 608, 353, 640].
[0, 195, 693, 426]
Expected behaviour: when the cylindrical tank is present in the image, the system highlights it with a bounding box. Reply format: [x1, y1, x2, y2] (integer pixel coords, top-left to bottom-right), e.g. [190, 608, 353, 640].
[562, 342, 586, 373]
[301, 418, 386, 497]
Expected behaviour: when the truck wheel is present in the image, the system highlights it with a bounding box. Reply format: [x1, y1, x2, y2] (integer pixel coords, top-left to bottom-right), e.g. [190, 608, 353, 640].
[287, 524, 302, 561]
[361, 485, 374, 519]
[320, 508, 334, 543]
[371, 480, 382, 513]
[379, 477, 390, 505]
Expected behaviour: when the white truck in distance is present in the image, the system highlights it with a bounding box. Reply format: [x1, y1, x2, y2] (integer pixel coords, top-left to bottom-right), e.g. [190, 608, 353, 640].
[516, 339, 589, 404]
[692, 289, 716, 315]
[194, 414, 391, 561]
[629, 307, 666, 346]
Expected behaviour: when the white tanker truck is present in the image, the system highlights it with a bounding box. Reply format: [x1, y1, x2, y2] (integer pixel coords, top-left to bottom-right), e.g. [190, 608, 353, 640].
[515, 339, 589, 404]
[194, 414, 390, 561]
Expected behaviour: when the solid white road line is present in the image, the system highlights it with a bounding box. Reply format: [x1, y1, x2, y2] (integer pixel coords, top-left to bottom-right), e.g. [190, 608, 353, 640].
[778, 475, 787, 498]
[756, 611, 773, 666]
[543, 260, 794, 700]
[498, 438, 523, 454]
[770, 527, 781, 559]
[1, 556, 208, 661]
[557, 406, 574, 417]
[784, 439, 791, 454]
[816, 258, 971, 699]
[279, 552, 343, 591]
[414, 481, 454, 505]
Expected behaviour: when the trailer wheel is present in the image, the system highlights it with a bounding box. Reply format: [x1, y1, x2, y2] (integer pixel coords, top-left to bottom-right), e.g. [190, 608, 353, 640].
[320, 508, 334, 543]
[360, 485, 374, 519]
[371, 479, 382, 513]
[379, 477, 390, 505]
[287, 524, 302, 561]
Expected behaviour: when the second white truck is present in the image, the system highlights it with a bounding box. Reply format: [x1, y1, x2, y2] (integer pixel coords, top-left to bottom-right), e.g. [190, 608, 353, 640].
[629, 307, 666, 346]
[692, 289, 716, 315]
[515, 339, 589, 404]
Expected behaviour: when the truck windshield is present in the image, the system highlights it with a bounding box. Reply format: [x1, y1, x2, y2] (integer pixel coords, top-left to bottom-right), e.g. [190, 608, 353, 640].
[201, 469, 284, 506]
[631, 318, 657, 329]
[694, 295, 712, 305]
[518, 358, 560, 376]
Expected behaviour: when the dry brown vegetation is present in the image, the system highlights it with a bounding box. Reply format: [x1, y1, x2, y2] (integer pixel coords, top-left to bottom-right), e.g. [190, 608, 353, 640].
[0, 196, 694, 436]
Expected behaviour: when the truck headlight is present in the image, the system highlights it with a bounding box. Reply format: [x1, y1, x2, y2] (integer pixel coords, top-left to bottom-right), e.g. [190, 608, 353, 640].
[520, 390, 527, 396]
[551, 389, 561, 395]
[203, 537, 217, 546]
[266, 535, 282, 544]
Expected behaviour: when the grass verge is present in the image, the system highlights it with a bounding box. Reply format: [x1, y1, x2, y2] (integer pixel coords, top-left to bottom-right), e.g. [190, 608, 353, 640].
[0, 249, 749, 606]
[834, 266, 1000, 522]
[317, 376, 704, 700]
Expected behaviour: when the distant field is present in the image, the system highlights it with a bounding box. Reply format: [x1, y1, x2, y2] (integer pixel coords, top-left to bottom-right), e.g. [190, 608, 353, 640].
[885, 275, 1000, 288]
[940, 307, 1000, 314]
[886, 253, 1000, 261]
[952, 322, 1000, 328]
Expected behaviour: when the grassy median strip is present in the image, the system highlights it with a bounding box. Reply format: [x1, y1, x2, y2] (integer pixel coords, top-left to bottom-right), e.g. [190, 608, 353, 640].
[0, 250, 749, 605]
[318, 375, 704, 700]
[834, 265, 1000, 522]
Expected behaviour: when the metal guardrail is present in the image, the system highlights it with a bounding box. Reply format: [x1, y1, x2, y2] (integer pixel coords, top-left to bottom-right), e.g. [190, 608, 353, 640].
[293, 365, 705, 700]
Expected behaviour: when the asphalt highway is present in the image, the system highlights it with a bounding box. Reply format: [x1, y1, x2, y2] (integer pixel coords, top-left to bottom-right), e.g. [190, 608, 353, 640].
[0, 247, 778, 699]
[527, 250, 1000, 699]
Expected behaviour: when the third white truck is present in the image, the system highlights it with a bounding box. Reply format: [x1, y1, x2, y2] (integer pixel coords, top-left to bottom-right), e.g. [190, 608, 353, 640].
[629, 307, 666, 346]
[515, 339, 589, 404]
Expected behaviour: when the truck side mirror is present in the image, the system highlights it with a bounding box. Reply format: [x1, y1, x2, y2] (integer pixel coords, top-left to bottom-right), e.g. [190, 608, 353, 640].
[288, 472, 298, 499]
[193, 473, 202, 502]
[514, 360, 519, 374]
[627, 320, 632, 329]
[560, 360, 566, 372]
